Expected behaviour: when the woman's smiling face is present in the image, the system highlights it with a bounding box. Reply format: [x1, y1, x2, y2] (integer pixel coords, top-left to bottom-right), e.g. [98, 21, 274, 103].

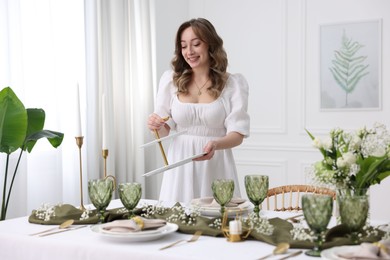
[180, 27, 209, 69]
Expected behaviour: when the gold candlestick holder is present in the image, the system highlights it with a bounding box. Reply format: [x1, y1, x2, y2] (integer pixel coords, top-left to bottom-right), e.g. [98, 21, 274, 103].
[221, 210, 251, 242]
[102, 149, 108, 178]
[75, 136, 86, 211]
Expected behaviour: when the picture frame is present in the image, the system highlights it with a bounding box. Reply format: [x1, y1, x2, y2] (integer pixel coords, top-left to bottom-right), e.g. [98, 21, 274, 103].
[319, 19, 382, 110]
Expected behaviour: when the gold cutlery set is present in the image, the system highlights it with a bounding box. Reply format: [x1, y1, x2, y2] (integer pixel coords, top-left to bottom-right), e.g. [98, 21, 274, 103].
[29, 219, 87, 237]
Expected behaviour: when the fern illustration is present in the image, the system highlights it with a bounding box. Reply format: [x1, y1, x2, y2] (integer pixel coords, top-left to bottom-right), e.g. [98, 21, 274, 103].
[329, 29, 369, 106]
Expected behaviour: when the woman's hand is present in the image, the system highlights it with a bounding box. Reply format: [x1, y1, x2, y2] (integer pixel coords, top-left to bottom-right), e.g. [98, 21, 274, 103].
[193, 132, 244, 161]
[147, 113, 168, 131]
[193, 141, 217, 161]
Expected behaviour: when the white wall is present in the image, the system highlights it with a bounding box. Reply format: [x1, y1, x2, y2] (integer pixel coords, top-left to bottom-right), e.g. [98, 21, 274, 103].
[150, 0, 390, 221]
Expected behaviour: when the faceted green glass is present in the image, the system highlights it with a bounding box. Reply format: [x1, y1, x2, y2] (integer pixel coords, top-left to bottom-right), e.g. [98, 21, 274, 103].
[88, 178, 114, 223]
[119, 183, 142, 219]
[302, 194, 333, 257]
[212, 179, 234, 216]
[338, 189, 369, 244]
[244, 175, 269, 217]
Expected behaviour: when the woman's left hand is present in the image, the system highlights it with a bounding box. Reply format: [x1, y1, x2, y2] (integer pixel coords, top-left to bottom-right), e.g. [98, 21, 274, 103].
[193, 141, 217, 161]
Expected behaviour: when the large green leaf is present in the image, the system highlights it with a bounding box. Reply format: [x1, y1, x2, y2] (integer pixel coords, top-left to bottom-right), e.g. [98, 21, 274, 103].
[25, 130, 64, 153]
[0, 87, 28, 154]
[24, 108, 45, 152]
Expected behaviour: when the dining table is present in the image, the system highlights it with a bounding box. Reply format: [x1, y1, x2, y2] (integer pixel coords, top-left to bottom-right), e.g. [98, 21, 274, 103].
[0, 199, 387, 260]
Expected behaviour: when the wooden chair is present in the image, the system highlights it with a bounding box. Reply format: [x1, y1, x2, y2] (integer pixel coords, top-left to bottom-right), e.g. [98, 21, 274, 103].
[264, 184, 336, 211]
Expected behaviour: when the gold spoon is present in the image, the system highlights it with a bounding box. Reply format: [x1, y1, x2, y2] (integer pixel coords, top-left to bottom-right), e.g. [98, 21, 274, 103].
[257, 242, 290, 260]
[29, 219, 74, 236]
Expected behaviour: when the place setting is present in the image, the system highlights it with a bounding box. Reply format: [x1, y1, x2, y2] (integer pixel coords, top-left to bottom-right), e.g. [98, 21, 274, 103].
[88, 180, 179, 242]
[25, 171, 390, 258]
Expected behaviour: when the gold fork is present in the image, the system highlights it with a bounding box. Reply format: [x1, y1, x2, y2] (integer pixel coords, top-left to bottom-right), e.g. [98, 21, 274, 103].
[159, 231, 202, 250]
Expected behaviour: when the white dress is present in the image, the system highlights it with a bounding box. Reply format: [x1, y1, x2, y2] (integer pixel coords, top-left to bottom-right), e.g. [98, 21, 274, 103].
[154, 70, 250, 203]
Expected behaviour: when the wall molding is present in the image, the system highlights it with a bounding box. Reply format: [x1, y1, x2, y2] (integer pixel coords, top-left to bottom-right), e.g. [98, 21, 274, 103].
[251, 0, 288, 135]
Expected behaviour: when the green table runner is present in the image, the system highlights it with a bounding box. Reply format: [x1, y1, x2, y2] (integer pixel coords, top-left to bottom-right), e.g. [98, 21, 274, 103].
[28, 203, 385, 249]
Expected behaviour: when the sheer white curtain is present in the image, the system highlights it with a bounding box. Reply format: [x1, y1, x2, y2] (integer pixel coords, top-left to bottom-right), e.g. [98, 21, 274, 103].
[0, 0, 85, 218]
[84, 0, 155, 190]
[0, 0, 155, 219]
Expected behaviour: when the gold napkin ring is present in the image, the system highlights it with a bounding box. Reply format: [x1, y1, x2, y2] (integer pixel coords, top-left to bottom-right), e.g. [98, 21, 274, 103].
[132, 216, 144, 230]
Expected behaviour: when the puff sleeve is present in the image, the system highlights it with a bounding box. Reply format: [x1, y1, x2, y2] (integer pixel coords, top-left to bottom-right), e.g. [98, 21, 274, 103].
[222, 74, 250, 138]
[154, 70, 177, 130]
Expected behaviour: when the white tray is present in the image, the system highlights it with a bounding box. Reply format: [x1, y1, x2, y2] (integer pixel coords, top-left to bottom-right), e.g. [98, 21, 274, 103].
[139, 130, 188, 148]
[143, 152, 207, 177]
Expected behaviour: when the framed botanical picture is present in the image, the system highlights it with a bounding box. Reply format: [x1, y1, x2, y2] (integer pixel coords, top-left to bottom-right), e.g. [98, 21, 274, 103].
[320, 19, 382, 110]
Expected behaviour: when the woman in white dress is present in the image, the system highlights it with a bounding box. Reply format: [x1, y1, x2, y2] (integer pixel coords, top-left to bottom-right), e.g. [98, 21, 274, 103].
[147, 18, 250, 203]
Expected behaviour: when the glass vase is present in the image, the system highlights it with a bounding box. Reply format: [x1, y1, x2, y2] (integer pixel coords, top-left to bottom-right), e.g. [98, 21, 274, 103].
[337, 188, 369, 244]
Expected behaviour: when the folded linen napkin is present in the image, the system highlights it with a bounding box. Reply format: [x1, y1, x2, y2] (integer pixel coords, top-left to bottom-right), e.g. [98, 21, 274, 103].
[338, 240, 390, 259]
[191, 197, 247, 208]
[101, 217, 166, 233]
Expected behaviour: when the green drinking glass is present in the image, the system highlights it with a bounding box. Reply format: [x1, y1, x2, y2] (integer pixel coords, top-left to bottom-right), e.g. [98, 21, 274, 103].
[88, 178, 114, 223]
[119, 182, 142, 219]
[302, 194, 333, 257]
[338, 189, 369, 244]
[244, 175, 269, 217]
[212, 179, 234, 216]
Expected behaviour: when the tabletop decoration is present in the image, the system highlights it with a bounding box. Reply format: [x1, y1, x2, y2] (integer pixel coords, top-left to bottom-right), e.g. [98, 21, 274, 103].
[28, 201, 386, 250]
[306, 122, 390, 193]
[244, 212, 274, 236]
[211, 179, 235, 216]
[75, 136, 86, 211]
[244, 174, 269, 218]
[290, 221, 314, 242]
[118, 182, 142, 219]
[165, 204, 201, 226]
[336, 239, 390, 259]
[88, 178, 115, 223]
[302, 194, 333, 257]
[221, 210, 251, 242]
[29, 203, 97, 225]
[306, 123, 390, 241]
[338, 188, 370, 244]
[75, 84, 86, 211]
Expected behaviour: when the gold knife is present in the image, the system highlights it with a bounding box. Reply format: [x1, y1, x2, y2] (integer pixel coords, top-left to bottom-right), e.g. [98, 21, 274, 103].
[38, 225, 87, 237]
[277, 250, 303, 260]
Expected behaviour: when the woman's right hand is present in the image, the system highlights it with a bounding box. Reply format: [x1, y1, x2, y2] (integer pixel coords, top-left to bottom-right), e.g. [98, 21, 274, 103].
[147, 113, 168, 131]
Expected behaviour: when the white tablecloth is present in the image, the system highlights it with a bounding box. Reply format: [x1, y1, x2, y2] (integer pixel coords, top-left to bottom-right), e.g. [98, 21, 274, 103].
[0, 199, 378, 260]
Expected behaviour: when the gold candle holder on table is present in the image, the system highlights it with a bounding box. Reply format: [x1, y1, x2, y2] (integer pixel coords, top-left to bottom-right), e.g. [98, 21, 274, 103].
[75, 136, 86, 211]
[221, 210, 251, 242]
[101, 149, 117, 189]
[102, 149, 108, 178]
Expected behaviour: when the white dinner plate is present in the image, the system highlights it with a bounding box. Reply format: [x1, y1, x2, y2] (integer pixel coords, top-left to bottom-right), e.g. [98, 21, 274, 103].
[321, 245, 359, 260]
[191, 200, 254, 217]
[90, 223, 178, 242]
[142, 152, 207, 177]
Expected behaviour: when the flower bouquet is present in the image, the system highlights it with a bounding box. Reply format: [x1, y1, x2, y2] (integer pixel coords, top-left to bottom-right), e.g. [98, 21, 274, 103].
[306, 123, 390, 194]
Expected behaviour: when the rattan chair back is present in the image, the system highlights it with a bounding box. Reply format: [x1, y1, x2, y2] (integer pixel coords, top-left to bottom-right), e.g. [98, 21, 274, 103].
[264, 184, 336, 211]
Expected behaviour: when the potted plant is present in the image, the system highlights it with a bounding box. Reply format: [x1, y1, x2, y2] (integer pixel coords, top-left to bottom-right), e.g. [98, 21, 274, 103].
[0, 87, 64, 220]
